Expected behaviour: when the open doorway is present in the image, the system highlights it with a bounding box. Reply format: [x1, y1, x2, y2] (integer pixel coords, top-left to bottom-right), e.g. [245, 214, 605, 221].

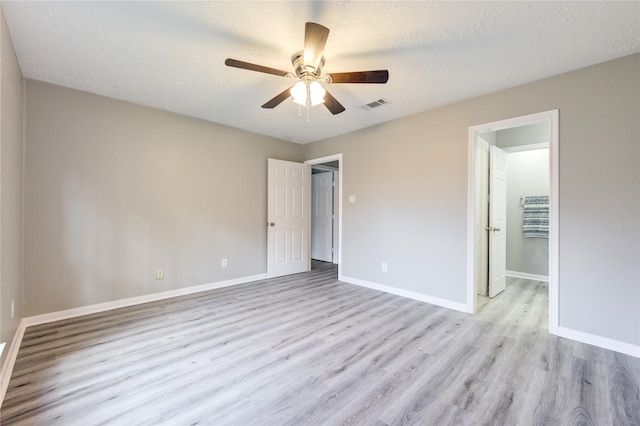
[476, 124, 550, 310]
[305, 154, 343, 274]
[311, 163, 339, 264]
[467, 110, 559, 334]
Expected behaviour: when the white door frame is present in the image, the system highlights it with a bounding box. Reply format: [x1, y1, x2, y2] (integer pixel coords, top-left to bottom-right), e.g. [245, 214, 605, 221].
[305, 154, 343, 277]
[467, 110, 559, 335]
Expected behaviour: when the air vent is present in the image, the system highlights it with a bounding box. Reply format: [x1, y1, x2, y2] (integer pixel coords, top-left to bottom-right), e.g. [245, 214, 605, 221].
[365, 98, 390, 109]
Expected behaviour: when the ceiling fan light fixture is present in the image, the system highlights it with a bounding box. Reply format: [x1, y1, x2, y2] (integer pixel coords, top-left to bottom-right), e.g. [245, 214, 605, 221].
[291, 81, 307, 105]
[309, 81, 326, 106]
[291, 80, 326, 107]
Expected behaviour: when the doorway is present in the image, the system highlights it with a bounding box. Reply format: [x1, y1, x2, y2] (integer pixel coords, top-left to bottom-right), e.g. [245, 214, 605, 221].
[305, 154, 343, 275]
[467, 110, 559, 334]
[477, 125, 550, 298]
[311, 164, 339, 264]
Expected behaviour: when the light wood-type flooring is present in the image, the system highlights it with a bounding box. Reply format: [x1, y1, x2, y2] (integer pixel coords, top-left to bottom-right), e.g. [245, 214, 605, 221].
[2, 262, 639, 425]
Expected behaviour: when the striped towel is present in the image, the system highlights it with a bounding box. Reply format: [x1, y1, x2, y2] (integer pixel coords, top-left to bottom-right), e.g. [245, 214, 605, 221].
[522, 196, 549, 238]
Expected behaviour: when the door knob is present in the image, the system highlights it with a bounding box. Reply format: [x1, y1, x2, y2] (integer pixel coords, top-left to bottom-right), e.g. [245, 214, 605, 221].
[268, 222, 275, 227]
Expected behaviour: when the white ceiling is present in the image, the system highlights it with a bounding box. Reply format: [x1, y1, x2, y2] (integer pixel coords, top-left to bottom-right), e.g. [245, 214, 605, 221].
[3, 1, 639, 144]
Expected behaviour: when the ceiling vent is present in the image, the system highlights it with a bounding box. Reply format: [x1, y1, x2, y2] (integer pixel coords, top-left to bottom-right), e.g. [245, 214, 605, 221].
[365, 98, 390, 109]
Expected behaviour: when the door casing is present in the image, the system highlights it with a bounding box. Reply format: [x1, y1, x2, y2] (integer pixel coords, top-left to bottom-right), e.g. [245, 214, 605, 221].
[305, 154, 343, 277]
[467, 110, 559, 335]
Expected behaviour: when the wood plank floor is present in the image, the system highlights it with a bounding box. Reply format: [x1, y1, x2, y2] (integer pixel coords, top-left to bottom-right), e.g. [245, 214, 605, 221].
[2, 262, 639, 425]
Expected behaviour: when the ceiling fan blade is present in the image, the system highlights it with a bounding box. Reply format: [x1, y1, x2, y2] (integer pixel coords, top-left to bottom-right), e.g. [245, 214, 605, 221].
[261, 86, 294, 109]
[225, 58, 290, 77]
[328, 70, 389, 84]
[303, 22, 330, 70]
[323, 90, 346, 115]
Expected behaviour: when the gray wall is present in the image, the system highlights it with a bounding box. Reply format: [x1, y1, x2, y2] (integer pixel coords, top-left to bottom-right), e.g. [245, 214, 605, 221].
[304, 54, 640, 347]
[0, 8, 24, 366]
[23, 81, 302, 316]
[506, 149, 549, 277]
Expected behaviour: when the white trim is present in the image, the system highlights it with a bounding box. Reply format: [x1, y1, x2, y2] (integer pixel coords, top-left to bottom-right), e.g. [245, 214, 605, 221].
[467, 110, 559, 335]
[506, 270, 549, 282]
[305, 154, 343, 272]
[23, 274, 266, 327]
[548, 110, 559, 335]
[310, 164, 338, 172]
[557, 327, 640, 359]
[466, 128, 479, 312]
[332, 170, 339, 264]
[0, 319, 27, 406]
[472, 111, 553, 132]
[501, 142, 549, 153]
[305, 154, 342, 166]
[340, 274, 470, 313]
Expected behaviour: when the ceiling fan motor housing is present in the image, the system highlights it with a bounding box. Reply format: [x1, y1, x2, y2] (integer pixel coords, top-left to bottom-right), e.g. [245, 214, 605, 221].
[292, 51, 325, 81]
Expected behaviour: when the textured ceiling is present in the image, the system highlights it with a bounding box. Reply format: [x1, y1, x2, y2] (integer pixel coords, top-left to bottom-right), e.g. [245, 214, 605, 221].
[3, 1, 639, 144]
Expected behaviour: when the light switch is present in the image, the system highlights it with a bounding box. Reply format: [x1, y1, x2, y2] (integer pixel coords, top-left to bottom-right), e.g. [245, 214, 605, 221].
[349, 195, 356, 203]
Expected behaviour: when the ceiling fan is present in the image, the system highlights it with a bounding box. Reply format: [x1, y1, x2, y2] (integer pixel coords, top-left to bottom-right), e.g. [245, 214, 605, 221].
[225, 22, 389, 119]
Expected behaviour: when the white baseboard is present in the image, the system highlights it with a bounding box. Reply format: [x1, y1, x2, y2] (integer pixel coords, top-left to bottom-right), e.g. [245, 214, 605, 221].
[0, 319, 27, 407]
[24, 273, 267, 327]
[339, 274, 470, 313]
[557, 326, 640, 358]
[506, 270, 549, 282]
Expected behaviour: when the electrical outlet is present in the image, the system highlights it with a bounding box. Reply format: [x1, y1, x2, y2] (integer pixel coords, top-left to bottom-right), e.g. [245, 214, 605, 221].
[11, 300, 15, 319]
[221, 258, 228, 268]
[381, 262, 388, 272]
[156, 269, 164, 280]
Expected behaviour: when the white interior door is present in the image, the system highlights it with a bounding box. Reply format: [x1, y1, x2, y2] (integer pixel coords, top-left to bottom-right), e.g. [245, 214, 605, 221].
[267, 159, 311, 278]
[311, 171, 333, 262]
[489, 145, 507, 298]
